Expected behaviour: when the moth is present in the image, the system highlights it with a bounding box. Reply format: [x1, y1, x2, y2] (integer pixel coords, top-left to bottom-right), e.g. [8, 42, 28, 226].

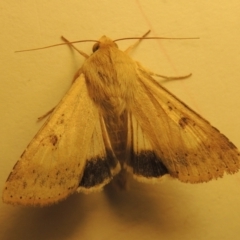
[3, 34, 240, 206]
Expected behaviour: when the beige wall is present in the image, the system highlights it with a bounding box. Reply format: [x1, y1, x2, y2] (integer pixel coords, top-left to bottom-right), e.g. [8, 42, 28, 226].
[1, 1, 240, 239]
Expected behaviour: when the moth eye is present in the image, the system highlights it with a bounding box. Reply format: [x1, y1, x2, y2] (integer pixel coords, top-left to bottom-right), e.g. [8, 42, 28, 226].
[92, 43, 100, 52]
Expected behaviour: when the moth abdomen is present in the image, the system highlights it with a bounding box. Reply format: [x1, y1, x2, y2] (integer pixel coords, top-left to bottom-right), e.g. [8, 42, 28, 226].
[104, 112, 128, 163]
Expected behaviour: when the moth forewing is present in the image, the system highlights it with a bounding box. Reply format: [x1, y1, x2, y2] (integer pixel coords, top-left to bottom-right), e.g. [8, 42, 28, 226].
[132, 65, 240, 182]
[3, 74, 104, 206]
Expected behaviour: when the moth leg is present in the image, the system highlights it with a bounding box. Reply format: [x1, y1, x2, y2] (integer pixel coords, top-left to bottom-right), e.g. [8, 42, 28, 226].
[149, 71, 192, 81]
[61, 36, 87, 83]
[136, 61, 192, 80]
[37, 107, 55, 121]
[124, 30, 151, 55]
[38, 36, 88, 121]
[61, 36, 89, 59]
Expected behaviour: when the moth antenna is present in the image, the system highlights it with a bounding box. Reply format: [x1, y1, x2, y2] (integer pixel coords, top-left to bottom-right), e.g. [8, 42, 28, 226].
[114, 36, 199, 42]
[61, 36, 89, 58]
[124, 30, 151, 54]
[117, 30, 198, 54]
[15, 39, 99, 53]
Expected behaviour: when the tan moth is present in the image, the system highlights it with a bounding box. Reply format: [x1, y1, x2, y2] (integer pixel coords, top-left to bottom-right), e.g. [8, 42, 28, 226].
[3, 33, 240, 206]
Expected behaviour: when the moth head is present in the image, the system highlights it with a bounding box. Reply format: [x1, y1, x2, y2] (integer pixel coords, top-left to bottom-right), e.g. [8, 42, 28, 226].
[92, 36, 118, 52]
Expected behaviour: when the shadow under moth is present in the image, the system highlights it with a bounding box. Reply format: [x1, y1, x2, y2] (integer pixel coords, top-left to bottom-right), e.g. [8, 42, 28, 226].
[3, 33, 240, 206]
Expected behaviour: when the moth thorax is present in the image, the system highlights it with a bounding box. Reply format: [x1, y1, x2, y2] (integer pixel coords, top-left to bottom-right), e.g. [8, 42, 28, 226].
[99, 96, 127, 118]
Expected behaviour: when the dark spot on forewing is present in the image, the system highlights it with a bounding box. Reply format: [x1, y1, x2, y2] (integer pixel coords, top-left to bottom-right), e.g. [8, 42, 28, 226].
[50, 134, 58, 146]
[22, 181, 27, 189]
[129, 150, 168, 177]
[179, 117, 190, 129]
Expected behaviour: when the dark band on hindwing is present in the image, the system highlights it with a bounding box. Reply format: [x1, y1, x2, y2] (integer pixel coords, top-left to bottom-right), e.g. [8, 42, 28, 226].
[129, 150, 168, 177]
[79, 149, 117, 188]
